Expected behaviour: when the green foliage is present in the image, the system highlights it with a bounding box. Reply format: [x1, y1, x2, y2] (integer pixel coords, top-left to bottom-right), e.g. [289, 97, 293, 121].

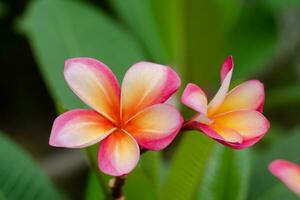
[159, 132, 216, 200]
[20, 0, 146, 110]
[265, 84, 300, 110]
[109, 0, 169, 63]
[0, 2, 8, 19]
[85, 172, 106, 200]
[249, 126, 300, 200]
[0, 132, 61, 200]
[228, 2, 278, 79]
[198, 146, 251, 200]
[159, 132, 252, 200]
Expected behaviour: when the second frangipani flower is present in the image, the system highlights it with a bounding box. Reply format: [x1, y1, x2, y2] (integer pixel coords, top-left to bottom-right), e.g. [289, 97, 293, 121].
[49, 58, 183, 176]
[181, 56, 270, 149]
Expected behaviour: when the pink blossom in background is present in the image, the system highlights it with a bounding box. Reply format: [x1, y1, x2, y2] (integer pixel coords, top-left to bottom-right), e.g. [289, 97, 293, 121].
[49, 58, 183, 176]
[181, 56, 270, 149]
[269, 159, 300, 196]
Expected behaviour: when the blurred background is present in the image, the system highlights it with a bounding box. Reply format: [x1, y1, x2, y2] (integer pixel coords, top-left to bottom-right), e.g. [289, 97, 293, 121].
[1, 0, 300, 199]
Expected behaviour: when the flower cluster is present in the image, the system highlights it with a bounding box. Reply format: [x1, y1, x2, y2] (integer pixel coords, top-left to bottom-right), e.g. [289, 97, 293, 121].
[49, 56, 270, 176]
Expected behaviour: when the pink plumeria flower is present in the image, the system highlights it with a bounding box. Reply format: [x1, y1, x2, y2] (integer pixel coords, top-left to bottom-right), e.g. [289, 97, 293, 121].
[181, 56, 270, 149]
[269, 159, 300, 196]
[49, 58, 183, 176]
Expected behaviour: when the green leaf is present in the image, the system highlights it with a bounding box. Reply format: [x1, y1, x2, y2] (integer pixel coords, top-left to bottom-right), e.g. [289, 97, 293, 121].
[249, 126, 300, 200]
[159, 132, 216, 200]
[151, 0, 185, 67]
[265, 84, 300, 111]
[262, 0, 300, 12]
[0, 2, 8, 19]
[198, 146, 252, 200]
[109, 0, 169, 63]
[85, 172, 106, 200]
[228, 2, 278, 78]
[19, 0, 146, 109]
[174, 0, 241, 87]
[0, 132, 61, 200]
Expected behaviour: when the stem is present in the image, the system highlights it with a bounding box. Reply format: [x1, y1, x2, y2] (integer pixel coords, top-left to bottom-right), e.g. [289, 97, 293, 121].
[109, 176, 127, 200]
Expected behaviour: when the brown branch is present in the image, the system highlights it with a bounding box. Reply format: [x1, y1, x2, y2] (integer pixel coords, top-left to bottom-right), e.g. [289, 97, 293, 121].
[109, 175, 127, 200]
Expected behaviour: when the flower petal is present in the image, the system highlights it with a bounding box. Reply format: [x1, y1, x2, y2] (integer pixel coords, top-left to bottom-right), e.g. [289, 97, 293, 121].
[216, 80, 265, 114]
[121, 61, 181, 121]
[64, 58, 120, 123]
[210, 125, 243, 143]
[221, 55, 233, 82]
[212, 109, 269, 140]
[98, 130, 139, 176]
[184, 120, 265, 149]
[269, 160, 300, 196]
[208, 56, 234, 116]
[181, 83, 207, 114]
[50, 109, 116, 148]
[125, 104, 183, 150]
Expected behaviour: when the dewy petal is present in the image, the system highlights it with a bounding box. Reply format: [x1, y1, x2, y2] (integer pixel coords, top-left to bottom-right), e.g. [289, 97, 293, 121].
[216, 80, 265, 114]
[213, 110, 269, 141]
[125, 104, 183, 150]
[64, 58, 120, 123]
[208, 56, 234, 116]
[98, 130, 140, 176]
[121, 61, 181, 122]
[269, 160, 300, 196]
[49, 109, 116, 148]
[181, 83, 208, 114]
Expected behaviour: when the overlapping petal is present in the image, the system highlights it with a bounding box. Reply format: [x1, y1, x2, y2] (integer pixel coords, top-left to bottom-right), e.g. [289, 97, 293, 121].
[269, 160, 300, 196]
[125, 104, 183, 150]
[50, 109, 115, 148]
[64, 58, 120, 123]
[212, 110, 269, 140]
[98, 130, 139, 176]
[121, 62, 180, 122]
[216, 80, 265, 114]
[208, 56, 233, 116]
[181, 83, 207, 114]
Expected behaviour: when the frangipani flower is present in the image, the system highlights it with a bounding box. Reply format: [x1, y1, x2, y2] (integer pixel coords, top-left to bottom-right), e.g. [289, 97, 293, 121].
[181, 56, 269, 149]
[50, 58, 183, 176]
[269, 159, 300, 196]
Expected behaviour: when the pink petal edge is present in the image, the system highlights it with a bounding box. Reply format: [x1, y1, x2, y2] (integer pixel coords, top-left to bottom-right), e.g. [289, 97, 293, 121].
[49, 109, 115, 148]
[221, 55, 234, 83]
[181, 83, 208, 114]
[269, 159, 300, 196]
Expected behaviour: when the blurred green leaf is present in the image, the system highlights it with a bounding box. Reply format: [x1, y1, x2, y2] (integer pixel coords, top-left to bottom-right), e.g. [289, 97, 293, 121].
[0, 132, 61, 200]
[249, 126, 300, 200]
[151, 0, 184, 68]
[159, 132, 216, 200]
[263, 0, 300, 12]
[198, 146, 252, 200]
[20, 0, 146, 110]
[0, 2, 8, 19]
[138, 151, 162, 194]
[265, 84, 300, 110]
[181, 0, 227, 88]
[85, 172, 106, 200]
[109, 0, 169, 63]
[228, 3, 278, 78]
